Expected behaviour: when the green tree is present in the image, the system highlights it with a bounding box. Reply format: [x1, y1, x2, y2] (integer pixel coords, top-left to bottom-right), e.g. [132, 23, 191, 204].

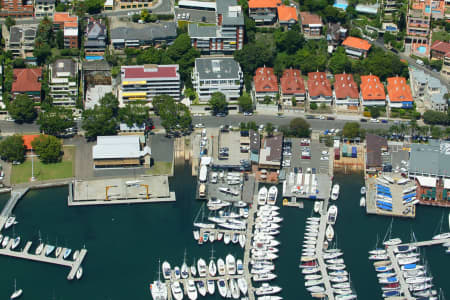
[289, 118, 311, 137]
[274, 29, 305, 54]
[238, 93, 253, 112]
[265, 122, 275, 137]
[328, 47, 352, 74]
[5, 16, 15, 30]
[291, 96, 297, 106]
[234, 39, 275, 75]
[209, 92, 227, 115]
[152, 94, 173, 115]
[310, 103, 318, 110]
[99, 92, 119, 116]
[85, 0, 105, 14]
[166, 34, 200, 85]
[82, 106, 118, 140]
[184, 88, 197, 101]
[56, 30, 64, 49]
[37, 106, 75, 136]
[369, 106, 380, 119]
[247, 121, 258, 131]
[119, 102, 150, 127]
[263, 96, 272, 104]
[8, 94, 37, 123]
[423, 110, 448, 125]
[152, 95, 192, 131]
[343, 122, 362, 138]
[31, 135, 63, 163]
[0, 135, 25, 163]
[431, 126, 442, 139]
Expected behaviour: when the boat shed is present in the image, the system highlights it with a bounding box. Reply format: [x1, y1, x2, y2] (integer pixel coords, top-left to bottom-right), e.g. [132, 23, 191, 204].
[365, 134, 388, 173]
[92, 135, 151, 168]
[259, 134, 283, 170]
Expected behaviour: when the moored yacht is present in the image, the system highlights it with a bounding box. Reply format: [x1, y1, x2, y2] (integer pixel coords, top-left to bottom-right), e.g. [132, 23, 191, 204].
[196, 281, 207, 297]
[11, 237, 21, 250]
[217, 258, 226, 275]
[331, 184, 340, 200]
[217, 279, 228, 298]
[5, 216, 16, 229]
[170, 281, 183, 300]
[206, 279, 215, 295]
[326, 225, 334, 241]
[76, 267, 83, 280]
[267, 186, 278, 205]
[63, 248, 72, 260]
[314, 201, 323, 213]
[45, 245, 55, 257]
[186, 280, 198, 300]
[150, 261, 168, 300]
[162, 261, 171, 280]
[226, 254, 236, 275]
[197, 258, 207, 277]
[327, 205, 338, 225]
[255, 283, 282, 296]
[258, 187, 268, 206]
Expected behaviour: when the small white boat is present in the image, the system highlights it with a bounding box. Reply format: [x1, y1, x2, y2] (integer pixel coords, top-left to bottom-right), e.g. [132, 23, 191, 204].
[258, 187, 268, 206]
[171, 281, 183, 300]
[197, 258, 207, 277]
[333, 282, 350, 289]
[360, 197, 366, 207]
[239, 234, 246, 248]
[253, 272, 277, 281]
[5, 216, 16, 229]
[206, 279, 215, 295]
[326, 225, 334, 241]
[237, 259, 244, 275]
[331, 184, 340, 201]
[234, 200, 247, 207]
[45, 245, 55, 256]
[193, 230, 200, 240]
[173, 266, 181, 279]
[217, 258, 226, 275]
[55, 246, 62, 258]
[217, 232, 224, 240]
[305, 274, 321, 280]
[369, 249, 386, 255]
[327, 205, 338, 225]
[11, 237, 20, 250]
[162, 261, 171, 280]
[190, 264, 197, 277]
[255, 283, 282, 296]
[226, 254, 236, 275]
[329, 270, 348, 276]
[305, 279, 323, 287]
[302, 267, 320, 274]
[327, 264, 346, 271]
[186, 280, 198, 300]
[326, 258, 344, 264]
[2, 235, 9, 248]
[10, 279, 22, 300]
[72, 250, 80, 261]
[196, 280, 207, 297]
[224, 233, 231, 244]
[63, 248, 72, 260]
[313, 201, 323, 213]
[76, 266, 83, 280]
[209, 259, 217, 277]
[217, 279, 228, 298]
[229, 278, 240, 299]
[181, 262, 189, 279]
[360, 186, 366, 194]
[307, 285, 325, 293]
[432, 232, 450, 240]
[267, 186, 278, 205]
[237, 277, 248, 295]
[383, 238, 402, 246]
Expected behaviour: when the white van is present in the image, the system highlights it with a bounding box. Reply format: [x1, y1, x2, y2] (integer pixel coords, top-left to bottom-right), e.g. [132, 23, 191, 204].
[416, 59, 424, 66]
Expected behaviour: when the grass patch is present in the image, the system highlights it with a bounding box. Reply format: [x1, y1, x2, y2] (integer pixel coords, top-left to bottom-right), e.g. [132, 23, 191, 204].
[432, 30, 450, 43]
[146, 161, 172, 175]
[11, 146, 75, 184]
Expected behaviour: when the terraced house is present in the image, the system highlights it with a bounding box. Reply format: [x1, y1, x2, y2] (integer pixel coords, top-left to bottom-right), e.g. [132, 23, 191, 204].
[360, 75, 386, 107]
[49, 59, 78, 106]
[386, 76, 414, 109]
[307, 72, 332, 106]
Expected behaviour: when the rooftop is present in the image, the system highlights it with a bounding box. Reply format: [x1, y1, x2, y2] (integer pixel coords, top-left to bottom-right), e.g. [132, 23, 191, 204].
[409, 140, 450, 177]
[280, 68, 305, 95]
[300, 11, 322, 25]
[387, 76, 413, 102]
[22, 134, 40, 150]
[360, 74, 386, 100]
[53, 12, 77, 24]
[9, 24, 37, 44]
[277, 5, 298, 22]
[259, 134, 283, 165]
[194, 57, 242, 80]
[86, 20, 107, 40]
[254, 67, 278, 93]
[110, 22, 177, 42]
[410, 68, 447, 105]
[342, 36, 372, 51]
[366, 134, 387, 167]
[51, 59, 77, 78]
[93, 135, 150, 160]
[188, 24, 218, 38]
[12, 68, 42, 93]
[334, 73, 359, 99]
[248, 0, 281, 9]
[307, 72, 332, 97]
[250, 130, 261, 152]
[122, 65, 180, 80]
[430, 40, 450, 56]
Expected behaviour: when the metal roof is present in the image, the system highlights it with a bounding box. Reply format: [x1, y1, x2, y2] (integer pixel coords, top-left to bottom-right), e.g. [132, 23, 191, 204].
[188, 24, 218, 38]
[194, 57, 241, 80]
[409, 140, 450, 177]
[111, 22, 177, 42]
[93, 136, 150, 160]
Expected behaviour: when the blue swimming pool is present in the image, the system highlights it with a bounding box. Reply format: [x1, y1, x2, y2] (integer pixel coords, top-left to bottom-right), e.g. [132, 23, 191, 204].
[333, 3, 348, 9]
[386, 26, 397, 31]
[417, 46, 427, 53]
[425, 5, 431, 13]
[85, 56, 103, 60]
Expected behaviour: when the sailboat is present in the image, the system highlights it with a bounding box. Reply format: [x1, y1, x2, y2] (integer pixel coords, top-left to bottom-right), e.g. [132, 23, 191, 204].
[331, 184, 340, 200]
[217, 258, 226, 276]
[162, 261, 171, 280]
[186, 279, 198, 300]
[10, 279, 22, 300]
[150, 260, 168, 300]
[383, 218, 402, 246]
[326, 224, 334, 242]
[208, 248, 217, 277]
[181, 250, 189, 279]
[314, 201, 323, 213]
[193, 204, 215, 229]
[76, 266, 83, 280]
[432, 212, 450, 240]
[35, 231, 44, 255]
[360, 197, 366, 207]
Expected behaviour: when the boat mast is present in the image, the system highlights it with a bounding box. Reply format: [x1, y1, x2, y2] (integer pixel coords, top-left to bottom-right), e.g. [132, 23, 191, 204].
[382, 218, 394, 243]
[157, 259, 162, 281]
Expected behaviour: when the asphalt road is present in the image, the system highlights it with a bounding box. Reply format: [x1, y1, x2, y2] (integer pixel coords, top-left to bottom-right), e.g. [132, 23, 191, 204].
[0, 115, 391, 134]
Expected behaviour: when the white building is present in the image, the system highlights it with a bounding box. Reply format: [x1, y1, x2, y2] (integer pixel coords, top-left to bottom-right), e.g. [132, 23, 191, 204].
[121, 64, 181, 105]
[49, 58, 78, 106]
[410, 68, 448, 112]
[192, 57, 243, 102]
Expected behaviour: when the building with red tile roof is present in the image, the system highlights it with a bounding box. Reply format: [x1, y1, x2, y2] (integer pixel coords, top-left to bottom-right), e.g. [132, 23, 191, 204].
[334, 73, 359, 110]
[387, 76, 413, 109]
[360, 74, 386, 107]
[342, 36, 372, 58]
[307, 72, 332, 105]
[277, 5, 298, 27]
[121, 64, 181, 104]
[0, 0, 33, 18]
[53, 12, 79, 49]
[248, 0, 281, 24]
[280, 68, 305, 105]
[12, 68, 42, 102]
[299, 12, 323, 37]
[430, 40, 450, 60]
[253, 67, 278, 102]
[22, 134, 40, 151]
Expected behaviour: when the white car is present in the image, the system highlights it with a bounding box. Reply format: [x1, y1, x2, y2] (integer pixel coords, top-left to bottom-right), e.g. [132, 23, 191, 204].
[321, 150, 328, 155]
[370, 118, 380, 123]
[243, 112, 253, 116]
[319, 115, 325, 120]
[320, 156, 329, 161]
[177, 13, 181, 19]
[186, 13, 190, 19]
[195, 123, 205, 128]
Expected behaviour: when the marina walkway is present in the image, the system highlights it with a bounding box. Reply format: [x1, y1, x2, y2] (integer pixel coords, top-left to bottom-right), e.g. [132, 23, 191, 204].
[316, 196, 334, 300]
[0, 239, 87, 280]
[0, 187, 30, 231]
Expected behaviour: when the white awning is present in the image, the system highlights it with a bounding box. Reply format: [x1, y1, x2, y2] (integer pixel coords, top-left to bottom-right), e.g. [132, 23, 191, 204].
[444, 179, 450, 189]
[416, 176, 436, 188]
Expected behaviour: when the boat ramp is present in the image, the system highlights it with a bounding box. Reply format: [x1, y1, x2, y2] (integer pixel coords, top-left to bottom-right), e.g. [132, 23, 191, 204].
[0, 187, 29, 230]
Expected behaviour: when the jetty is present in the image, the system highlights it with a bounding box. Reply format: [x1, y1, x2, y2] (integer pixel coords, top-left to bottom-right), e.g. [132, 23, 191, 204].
[0, 187, 30, 230]
[315, 196, 335, 300]
[0, 239, 87, 280]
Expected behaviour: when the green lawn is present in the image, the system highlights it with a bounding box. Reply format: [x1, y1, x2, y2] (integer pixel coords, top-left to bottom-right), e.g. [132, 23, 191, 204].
[146, 161, 172, 176]
[11, 146, 75, 184]
[432, 30, 450, 43]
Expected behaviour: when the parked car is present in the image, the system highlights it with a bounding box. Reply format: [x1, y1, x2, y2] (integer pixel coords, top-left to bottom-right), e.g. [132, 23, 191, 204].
[416, 59, 424, 66]
[243, 112, 253, 116]
[370, 118, 380, 123]
[195, 123, 205, 128]
[381, 119, 388, 123]
[360, 118, 367, 122]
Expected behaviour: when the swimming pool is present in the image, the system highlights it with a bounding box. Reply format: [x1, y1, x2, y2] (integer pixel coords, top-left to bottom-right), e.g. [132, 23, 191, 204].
[333, 3, 348, 9]
[386, 26, 397, 31]
[425, 6, 431, 13]
[85, 56, 103, 60]
[417, 46, 427, 54]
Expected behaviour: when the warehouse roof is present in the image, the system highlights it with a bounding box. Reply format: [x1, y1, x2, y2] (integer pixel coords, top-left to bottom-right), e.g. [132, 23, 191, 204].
[93, 135, 151, 160]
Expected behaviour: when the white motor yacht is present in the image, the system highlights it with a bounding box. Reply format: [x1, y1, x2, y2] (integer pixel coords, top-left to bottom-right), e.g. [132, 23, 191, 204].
[314, 201, 323, 213]
[207, 279, 215, 295]
[237, 259, 244, 275]
[255, 283, 282, 296]
[209, 259, 217, 277]
[11, 237, 21, 250]
[197, 258, 207, 277]
[190, 265, 197, 277]
[237, 277, 248, 295]
[170, 281, 183, 300]
[196, 281, 207, 297]
[173, 266, 181, 279]
[226, 254, 236, 275]
[327, 205, 338, 225]
[326, 225, 334, 241]
[360, 197, 366, 207]
[239, 234, 246, 248]
[186, 280, 198, 300]
[253, 272, 277, 281]
[217, 258, 226, 275]
[55, 247, 62, 258]
[267, 186, 278, 205]
[162, 261, 171, 280]
[331, 184, 340, 200]
[217, 279, 228, 298]
[258, 187, 268, 206]
[229, 278, 240, 299]
[193, 230, 200, 240]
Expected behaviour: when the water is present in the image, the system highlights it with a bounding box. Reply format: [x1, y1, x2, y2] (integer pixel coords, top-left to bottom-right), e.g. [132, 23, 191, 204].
[0, 166, 449, 299]
[417, 46, 427, 54]
[333, 3, 348, 9]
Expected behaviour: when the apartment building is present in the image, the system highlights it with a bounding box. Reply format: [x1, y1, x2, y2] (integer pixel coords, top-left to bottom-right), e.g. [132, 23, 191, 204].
[430, 40, 450, 59]
[442, 54, 450, 80]
[117, 0, 152, 9]
[253, 67, 278, 102]
[333, 73, 359, 110]
[411, 0, 445, 19]
[110, 22, 177, 49]
[49, 59, 78, 106]
[34, 0, 55, 17]
[342, 36, 372, 58]
[85, 18, 107, 56]
[410, 68, 448, 111]
[307, 72, 332, 106]
[192, 57, 243, 102]
[300, 12, 323, 38]
[383, 0, 398, 15]
[406, 4, 430, 42]
[188, 0, 244, 54]
[279, 68, 306, 105]
[120, 65, 181, 105]
[386, 76, 414, 109]
[12, 68, 42, 102]
[360, 75, 386, 107]
[248, 0, 281, 25]
[0, 0, 33, 17]
[53, 12, 79, 49]
[4, 24, 37, 59]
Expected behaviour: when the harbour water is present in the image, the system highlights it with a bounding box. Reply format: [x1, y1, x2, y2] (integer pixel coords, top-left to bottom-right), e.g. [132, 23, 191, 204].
[0, 164, 448, 299]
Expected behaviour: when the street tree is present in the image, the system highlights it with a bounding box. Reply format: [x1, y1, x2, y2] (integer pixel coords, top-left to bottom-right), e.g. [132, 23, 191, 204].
[369, 106, 380, 119]
[238, 93, 253, 112]
[265, 123, 275, 137]
[154, 95, 192, 131]
[119, 102, 150, 127]
[37, 106, 75, 136]
[99, 92, 120, 116]
[289, 118, 311, 137]
[0, 135, 25, 163]
[263, 96, 272, 104]
[152, 94, 173, 115]
[209, 92, 228, 115]
[343, 122, 362, 139]
[328, 47, 352, 74]
[82, 106, 118, 140]
[31, 135, 62, 163]
[5, 16, 15, 30]
[8, 94, 37, 123]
